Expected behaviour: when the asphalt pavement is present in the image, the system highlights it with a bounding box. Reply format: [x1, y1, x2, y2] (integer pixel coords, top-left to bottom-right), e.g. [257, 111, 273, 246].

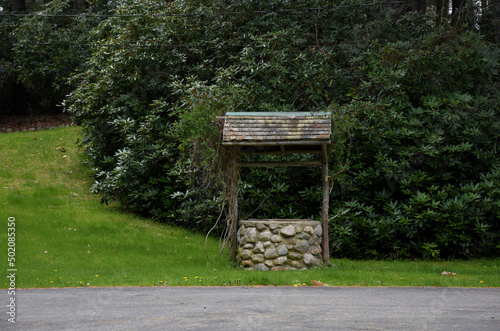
[2, 286, 499, 330]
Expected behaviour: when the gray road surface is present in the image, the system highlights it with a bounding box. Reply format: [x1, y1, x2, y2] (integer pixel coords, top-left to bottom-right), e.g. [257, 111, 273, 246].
[2, 286, 499, 330]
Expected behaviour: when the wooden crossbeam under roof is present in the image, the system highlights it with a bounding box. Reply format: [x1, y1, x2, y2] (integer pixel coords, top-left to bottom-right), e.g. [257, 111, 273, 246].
[222, 112, 331, 146]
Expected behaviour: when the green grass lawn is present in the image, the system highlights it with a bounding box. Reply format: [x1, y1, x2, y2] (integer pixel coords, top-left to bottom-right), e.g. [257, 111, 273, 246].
[1, 126, 499, 288]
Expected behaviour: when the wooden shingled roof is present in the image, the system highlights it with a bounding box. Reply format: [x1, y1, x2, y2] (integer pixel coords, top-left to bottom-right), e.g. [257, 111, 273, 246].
[222, 112, 331, 146]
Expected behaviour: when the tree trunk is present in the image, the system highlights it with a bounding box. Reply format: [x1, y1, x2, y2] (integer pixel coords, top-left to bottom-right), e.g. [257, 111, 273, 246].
[413, 0, 427, 14]
[452, 0, 462, 16]
[482, 0, 488, 11]
[12, 0, 25, 13]
[437, 0, 444, 24]
[436, 0, 451, 24]
[452, 0, 466, 25]
[444, 0, 450, 15]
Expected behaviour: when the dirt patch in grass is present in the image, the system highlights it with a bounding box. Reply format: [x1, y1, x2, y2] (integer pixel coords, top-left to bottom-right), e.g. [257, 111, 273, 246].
[0, 114, 73, 132]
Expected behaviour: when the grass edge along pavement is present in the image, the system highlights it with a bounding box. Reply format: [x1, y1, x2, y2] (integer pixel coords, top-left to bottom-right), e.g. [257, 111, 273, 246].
[0, 126, 499, 289]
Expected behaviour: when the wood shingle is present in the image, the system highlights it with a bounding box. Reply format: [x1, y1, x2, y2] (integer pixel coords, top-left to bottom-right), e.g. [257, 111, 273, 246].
[222, 112, 331, 145]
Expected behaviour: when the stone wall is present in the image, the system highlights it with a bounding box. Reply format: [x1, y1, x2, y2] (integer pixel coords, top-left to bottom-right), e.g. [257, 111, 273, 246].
[236, 219, 323, 271]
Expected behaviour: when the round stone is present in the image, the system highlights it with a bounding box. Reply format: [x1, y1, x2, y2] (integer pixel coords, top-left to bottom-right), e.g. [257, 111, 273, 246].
[252, 254, 265, 263]
[303, 253, 319, 266]
[294, 239, 310, 253]
[271, 235, 283, 243]
[240, 249, 252, 260]
[303, 226, 314, 235]
[264, 260, 274, 268]
[277, 245, 288, 256]
[297, 232, 311, 240]
[254, 263, 269, 271]
[310, 245, 322, 255]
[264, 248, 278, 259]
[291, 260, 304, 269]
[288, 252, 302, 260]
[253, 242, 265, 253]
[269, 224, 279, 230]
[244, 227, 258, 243]
[314, 225, 323, 237]
[237, 229, 242, 243]
[258, 231, 271, 241]
[242, 260, 253, 267]
[280, 225, 296, 237]
[308, 235, 321, 246]
[256, 222, 267, 231]
[274, 256, 287, 266]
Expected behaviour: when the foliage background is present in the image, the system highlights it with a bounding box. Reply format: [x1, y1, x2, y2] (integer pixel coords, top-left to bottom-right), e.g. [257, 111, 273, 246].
[2, 0, 499, 259]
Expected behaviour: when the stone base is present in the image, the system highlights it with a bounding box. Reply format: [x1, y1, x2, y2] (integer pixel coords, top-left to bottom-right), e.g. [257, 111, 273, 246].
[237, 219, 323, 271]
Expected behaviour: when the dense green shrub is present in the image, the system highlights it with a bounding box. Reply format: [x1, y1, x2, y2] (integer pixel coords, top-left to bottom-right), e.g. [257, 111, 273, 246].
[330, 31, 500, 259]
[65, 0, 228, 225]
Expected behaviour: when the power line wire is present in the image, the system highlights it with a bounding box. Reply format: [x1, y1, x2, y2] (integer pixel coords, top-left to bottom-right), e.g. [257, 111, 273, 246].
[0, 1, 409, 19]
[1, 41, 238, 48]
[1, 40, 369, 49]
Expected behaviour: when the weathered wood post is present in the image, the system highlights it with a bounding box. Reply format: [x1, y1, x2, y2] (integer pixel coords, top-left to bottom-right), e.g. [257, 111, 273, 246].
[321, 144, 331, 266]
[229, 146, 239, 262]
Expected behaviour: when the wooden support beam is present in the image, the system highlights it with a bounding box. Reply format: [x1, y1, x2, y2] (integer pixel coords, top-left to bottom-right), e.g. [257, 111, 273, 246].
[229, 146, 239, 262]
[321, 145, 331, 266]
[238, 160, 322, 168]
[238, 149, 322, 156]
